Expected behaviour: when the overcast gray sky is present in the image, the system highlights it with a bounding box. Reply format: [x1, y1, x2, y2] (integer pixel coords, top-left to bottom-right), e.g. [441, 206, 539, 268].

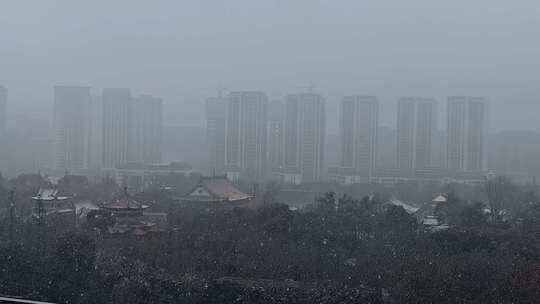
[1, 0, 539, 131]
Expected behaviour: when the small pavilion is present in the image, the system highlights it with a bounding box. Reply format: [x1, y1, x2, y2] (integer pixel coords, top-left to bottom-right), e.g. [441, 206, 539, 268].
[99, 188, 150, 217]
[31, 188, 71, 221]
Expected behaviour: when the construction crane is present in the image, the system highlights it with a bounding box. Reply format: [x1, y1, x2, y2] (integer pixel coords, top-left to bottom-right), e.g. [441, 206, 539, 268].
[215, 87, 228, 98]
[186, 87, 228, 98]
[296, 84, 316, 93]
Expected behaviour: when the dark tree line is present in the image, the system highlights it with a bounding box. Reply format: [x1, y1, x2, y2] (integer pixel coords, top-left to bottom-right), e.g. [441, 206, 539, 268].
[1, 172, 540, 303]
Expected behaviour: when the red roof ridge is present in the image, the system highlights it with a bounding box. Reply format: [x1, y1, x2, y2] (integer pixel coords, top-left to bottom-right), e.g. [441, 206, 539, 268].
[186, 175, 250, 202]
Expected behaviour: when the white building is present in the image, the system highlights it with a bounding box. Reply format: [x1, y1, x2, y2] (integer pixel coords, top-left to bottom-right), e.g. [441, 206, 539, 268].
[102, 89, 164, 170]
[329, 96, 378, 184]
[268, 100, 285, 171]
[205, 97, 226, 174]
[102, 88, 132, 169]
[447, 97, 488, 172]
[225, 91, 268, 181]
[114, 162, 192, 190]
[87, 95, 103, 169]
[282, 93, 325, 183]
[0, 86, 7, 173]
[396, 97, 437, 173]
[130, 94, 163, 164]
[53, 86, 91, 171]
[272, 169, 303, 185]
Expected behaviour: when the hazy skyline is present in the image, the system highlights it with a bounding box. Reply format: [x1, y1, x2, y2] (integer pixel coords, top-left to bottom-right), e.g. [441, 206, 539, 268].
[1, 0, 539, 131]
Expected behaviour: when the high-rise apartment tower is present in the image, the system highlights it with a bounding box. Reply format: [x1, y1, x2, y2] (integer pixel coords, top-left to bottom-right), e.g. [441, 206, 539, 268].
[447, 96, 488, 172]
[225, 91, 268, 181]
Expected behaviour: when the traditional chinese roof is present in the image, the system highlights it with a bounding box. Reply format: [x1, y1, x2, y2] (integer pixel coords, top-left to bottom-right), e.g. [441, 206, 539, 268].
[101, 189, 149, 211]
[432, 194, 448, 203]
[388, 198, 420, 214]
[184, 176, 251, 202]
[32, 188, 69, 201]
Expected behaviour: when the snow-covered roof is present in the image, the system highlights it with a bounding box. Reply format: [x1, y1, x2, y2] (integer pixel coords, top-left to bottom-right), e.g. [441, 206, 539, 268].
[422, 216, 439, 226]
[432, 194, 448, 203]
[185, 176, 251, 202]
[101, 197, 149, 211]
[32, 188, 69, 201]
[388, 199, 420, 214]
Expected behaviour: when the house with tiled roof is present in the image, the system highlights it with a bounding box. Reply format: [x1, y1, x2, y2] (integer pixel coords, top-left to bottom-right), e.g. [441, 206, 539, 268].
[180, 175, 252, 207]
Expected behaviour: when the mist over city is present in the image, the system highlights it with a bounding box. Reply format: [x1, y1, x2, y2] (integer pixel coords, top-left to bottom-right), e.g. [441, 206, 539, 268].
[1, 1, 540, 303]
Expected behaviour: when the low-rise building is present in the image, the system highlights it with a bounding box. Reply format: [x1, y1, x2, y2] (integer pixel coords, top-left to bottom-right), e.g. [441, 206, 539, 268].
[327, 167, 370, 185]
[272, 167, 303, 185]
[112, 161, 193, 190]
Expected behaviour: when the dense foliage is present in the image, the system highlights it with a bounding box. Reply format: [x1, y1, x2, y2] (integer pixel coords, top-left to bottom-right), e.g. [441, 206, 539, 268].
[1, 175, 540, 303]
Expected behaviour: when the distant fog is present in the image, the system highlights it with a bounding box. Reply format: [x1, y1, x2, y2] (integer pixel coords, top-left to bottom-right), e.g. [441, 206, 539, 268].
[1, 0, 539, 132]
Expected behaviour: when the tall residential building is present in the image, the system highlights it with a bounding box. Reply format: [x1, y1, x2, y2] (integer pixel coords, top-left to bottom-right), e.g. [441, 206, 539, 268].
[205, 97, 226, 174]
[268, 100, 285, 171]
[102, 88, 132, 169]
[283, 93, 325, 183]
[396, 97, 437, 173]
[341, 96, 378, 176]
[0, 86, 6, 137]
[225, 91, 268, 181]
[130, 95, 163, 164]
[87, 95, 103, 169]
[447, 96, 488, 172]
[7, 116, 54, 175]
[430, 128, 446, 168]
[53, 86, 91, 170]
[376, 126, 397, 169]
[329, 96, 378, 184]
[0, 86, 7, 172]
